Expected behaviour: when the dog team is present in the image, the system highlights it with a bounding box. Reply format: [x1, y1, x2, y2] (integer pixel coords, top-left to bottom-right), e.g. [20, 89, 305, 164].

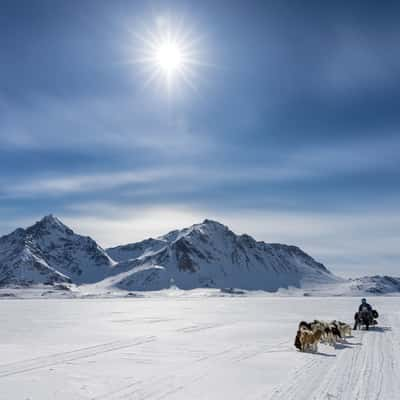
[294, 320, 352, 352]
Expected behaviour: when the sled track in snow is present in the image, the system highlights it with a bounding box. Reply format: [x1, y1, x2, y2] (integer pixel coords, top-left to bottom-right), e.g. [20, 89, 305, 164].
[91, 338, 293, 400]
[0, 336, 156, 379]
[269, 313, 400, 400]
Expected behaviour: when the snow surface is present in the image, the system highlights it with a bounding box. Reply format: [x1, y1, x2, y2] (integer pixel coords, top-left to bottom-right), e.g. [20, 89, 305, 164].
[1, 295, 399, 399]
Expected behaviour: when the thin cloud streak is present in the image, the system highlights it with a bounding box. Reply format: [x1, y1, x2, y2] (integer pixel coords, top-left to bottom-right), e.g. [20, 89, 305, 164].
[2, 135, 399, 199]
[0, 168, 193, 198]
[0, 94, 211, 155]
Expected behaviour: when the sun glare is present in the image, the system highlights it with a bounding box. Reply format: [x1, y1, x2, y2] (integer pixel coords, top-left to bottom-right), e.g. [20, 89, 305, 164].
[155, 41, 184, 73]
[131, 16, 203, 92]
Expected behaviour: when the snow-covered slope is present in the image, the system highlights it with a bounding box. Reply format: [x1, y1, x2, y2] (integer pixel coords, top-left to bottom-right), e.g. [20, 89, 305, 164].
[342, 275, 400, 295]
[0, 215, 115, 286]
[107, 238, 167, 262]
[349, 275, 400, 294]
[299, 275, 400, 297]
[105, 219, 340, 291]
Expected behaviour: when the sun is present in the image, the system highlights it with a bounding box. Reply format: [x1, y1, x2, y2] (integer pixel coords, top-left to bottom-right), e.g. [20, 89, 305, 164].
[155, 41, 184, 73]
[131, 16, 204, 92]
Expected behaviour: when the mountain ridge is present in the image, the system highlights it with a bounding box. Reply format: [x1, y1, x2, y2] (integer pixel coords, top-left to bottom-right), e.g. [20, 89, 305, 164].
[105, 218, 339, 291]
[1, 215, 397, 295]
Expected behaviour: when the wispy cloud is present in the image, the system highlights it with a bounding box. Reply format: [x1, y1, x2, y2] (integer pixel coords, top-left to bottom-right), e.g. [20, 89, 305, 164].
[285, 135, 400, 177]
[0, 94, 211, 155]
[0, 168, 193, 198]
[2, 135, 398, 199]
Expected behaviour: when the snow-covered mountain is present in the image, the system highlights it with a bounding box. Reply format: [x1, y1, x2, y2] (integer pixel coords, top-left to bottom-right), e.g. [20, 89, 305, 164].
[300, 275, 400, 297]
[348, 276, 400, 295]
[105, 219, 340, 291]
[6, 216, 397, 295]
[107, 238, 167, 263]
[0, 215, 115, 286]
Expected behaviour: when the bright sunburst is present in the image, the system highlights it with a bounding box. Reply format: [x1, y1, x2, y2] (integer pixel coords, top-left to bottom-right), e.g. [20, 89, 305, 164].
[155, 41, 184, 73]
[132, 16, 203, 92]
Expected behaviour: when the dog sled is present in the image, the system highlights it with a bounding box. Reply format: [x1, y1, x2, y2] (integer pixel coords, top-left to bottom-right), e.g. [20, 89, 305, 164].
[294, 320, 352, 352]
[353, 309, 379, 330]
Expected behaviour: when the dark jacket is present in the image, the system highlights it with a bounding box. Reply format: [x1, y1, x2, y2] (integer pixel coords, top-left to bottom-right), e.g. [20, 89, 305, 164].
[359, 303, 372, 312]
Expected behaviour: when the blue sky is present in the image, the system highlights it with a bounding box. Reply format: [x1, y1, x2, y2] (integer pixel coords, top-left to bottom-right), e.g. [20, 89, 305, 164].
[1, 0, 400, 277]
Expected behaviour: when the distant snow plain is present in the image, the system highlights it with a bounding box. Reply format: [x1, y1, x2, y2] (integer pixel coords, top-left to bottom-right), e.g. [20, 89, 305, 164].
[1, 294, 399, 400]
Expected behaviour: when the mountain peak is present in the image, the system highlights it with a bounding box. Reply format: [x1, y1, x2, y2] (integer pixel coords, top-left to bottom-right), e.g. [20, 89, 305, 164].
[108, 218, 338, 291]
[38, 214, 68, 229]
[0, 214, 114, 287]
[182, 219, 232, 239]
[40, 214, 62, 224]
[26, 214, 73, 237]
[201, 219, 225, 227]
[196, 219, 231, 233]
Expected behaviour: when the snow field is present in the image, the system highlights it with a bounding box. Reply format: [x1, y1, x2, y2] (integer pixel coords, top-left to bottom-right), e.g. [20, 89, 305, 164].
[0, 296, 399, 399]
